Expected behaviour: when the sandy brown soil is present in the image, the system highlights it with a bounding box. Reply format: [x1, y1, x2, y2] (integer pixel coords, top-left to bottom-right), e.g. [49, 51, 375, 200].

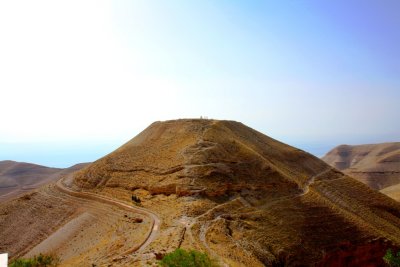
[0, 181, 151, 266]
[72, 119, 400, 266]
[0, 185, 76, 259]
[381, 183, 400, 202]
[2, 120, 400, 266]
[322, 142, 400, 190]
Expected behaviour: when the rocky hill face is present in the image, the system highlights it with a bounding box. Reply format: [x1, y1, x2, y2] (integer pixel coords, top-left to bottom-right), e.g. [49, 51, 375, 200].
[322, 142, 400, 190]
[74, 120, 400, 266]
[75, 119, 328, 197]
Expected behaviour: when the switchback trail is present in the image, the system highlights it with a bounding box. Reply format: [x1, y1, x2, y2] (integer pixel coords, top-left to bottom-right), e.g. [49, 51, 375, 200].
[55, 176, 161, 255]
[190, 167, 334, 264]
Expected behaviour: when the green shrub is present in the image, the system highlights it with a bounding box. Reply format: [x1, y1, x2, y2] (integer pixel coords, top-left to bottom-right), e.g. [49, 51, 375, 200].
[384, 249, 400, 267]
[10, 253, 60, 267]
[158, 248, 218, 267]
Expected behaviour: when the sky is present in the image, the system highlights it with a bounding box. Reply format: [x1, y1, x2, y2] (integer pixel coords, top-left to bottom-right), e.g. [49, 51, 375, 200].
[0, 0, 399, 167]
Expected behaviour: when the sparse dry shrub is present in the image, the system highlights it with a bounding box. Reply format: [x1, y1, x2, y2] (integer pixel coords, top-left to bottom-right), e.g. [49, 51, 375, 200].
[384, 249, 400, 267]
[10, 253, 60, 267]
[158, 248, 219, 267]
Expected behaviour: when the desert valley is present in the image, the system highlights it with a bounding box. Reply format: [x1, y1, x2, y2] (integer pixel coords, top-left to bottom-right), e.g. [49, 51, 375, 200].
[1, 119, 400, 266]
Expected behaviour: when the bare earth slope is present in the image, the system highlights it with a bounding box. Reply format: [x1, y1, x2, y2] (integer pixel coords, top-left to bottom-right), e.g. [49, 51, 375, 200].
[322, 142, 400, 190]
[0, 172, 151, 267]
[381, 183, 400, 202]
[0, 183, 151, 266]
[73, 119, 400, 266]
[0, 161, 90, 202]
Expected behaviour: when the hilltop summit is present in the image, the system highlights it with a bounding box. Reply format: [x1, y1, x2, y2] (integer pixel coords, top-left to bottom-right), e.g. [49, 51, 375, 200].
[73, 119, 400, 266]
[74, 119, 328, 197]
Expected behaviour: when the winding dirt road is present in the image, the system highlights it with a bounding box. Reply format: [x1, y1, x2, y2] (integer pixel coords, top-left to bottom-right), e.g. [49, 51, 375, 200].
[55, 177, 161, 255]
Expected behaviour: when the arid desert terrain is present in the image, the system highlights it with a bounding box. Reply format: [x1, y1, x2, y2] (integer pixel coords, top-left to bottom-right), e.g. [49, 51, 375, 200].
[1, 119, 400, 266]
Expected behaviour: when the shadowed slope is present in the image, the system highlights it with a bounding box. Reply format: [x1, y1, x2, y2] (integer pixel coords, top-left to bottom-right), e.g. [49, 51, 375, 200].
[322, 142, 400, 190]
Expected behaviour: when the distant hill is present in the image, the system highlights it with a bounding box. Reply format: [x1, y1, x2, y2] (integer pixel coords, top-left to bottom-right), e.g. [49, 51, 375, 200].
[0, 161, 89, 202]
[72, 119, 400, 266]
[322, 142, 400, 190]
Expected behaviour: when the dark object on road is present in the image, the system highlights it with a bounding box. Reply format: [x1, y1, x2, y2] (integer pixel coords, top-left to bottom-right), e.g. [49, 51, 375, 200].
[131, 195, 141, 203]
[133, 217, 143, 223]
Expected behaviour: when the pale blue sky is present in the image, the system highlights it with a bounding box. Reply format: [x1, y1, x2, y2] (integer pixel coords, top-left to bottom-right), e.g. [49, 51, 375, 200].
[0, 1, 399, 167]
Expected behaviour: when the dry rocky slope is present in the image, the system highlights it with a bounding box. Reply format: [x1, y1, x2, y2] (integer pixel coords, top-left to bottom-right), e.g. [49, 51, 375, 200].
[0, 161, 89, 202]
[322, 142, 400, 190]
[73, 119, 400, 266]
[0, 183, 150, 266]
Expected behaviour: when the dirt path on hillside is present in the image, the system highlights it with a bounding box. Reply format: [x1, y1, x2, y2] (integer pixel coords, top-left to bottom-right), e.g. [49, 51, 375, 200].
[7, 175, 163, 266]
[187, 167, 334, 266]
[55, 176, 161, 254]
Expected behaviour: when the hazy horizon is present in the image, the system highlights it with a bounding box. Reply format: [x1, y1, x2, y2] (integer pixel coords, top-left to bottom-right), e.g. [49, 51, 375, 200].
[1, 121, 398, 168]
[1, 1, 399, 167]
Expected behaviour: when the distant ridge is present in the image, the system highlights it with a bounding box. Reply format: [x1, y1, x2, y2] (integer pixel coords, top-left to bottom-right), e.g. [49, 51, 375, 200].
[322, 142, 400, 190]
[0, 160, 89, 202]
